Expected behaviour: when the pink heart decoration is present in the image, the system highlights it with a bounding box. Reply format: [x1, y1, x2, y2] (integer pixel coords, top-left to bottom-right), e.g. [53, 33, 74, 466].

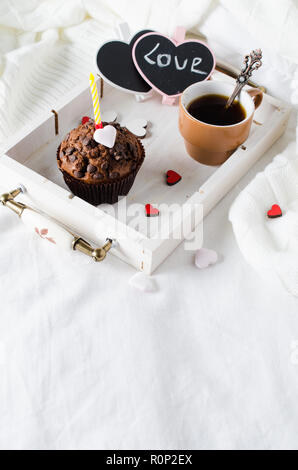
[82, 116, 90, 125]
[132, 32, 215, 101]
[267, 204, 282, 219]
[145, 204, 159, 217]
[195, 248, 218, 269]
[166, 170, 182, 186]
[93, 125, 117, 148]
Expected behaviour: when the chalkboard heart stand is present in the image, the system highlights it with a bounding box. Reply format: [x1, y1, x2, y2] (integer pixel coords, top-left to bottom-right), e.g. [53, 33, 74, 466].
[118, 23, 153, 103]
[162, 26, 186, 105]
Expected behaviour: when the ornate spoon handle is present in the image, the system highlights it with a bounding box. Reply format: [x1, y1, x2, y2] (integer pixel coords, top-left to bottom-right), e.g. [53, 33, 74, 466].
[226, 49, 262, 108]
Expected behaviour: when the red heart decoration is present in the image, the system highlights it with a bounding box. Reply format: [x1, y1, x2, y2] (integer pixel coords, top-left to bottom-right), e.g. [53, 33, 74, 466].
[82, 116, 90, 125]
[166, 170, 182, 186]
[145, 204, 159, 217]
[267, 204, 282, 218]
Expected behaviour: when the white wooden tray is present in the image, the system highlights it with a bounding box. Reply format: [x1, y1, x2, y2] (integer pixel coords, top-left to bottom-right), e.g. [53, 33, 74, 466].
[0, 71, 291, 273]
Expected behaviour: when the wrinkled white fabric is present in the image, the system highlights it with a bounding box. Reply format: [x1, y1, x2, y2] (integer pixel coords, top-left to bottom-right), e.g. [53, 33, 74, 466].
[1, 0, 298, 451]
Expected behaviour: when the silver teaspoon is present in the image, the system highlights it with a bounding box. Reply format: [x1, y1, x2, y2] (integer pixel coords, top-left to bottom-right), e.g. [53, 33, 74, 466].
[226, 49, 263, 108]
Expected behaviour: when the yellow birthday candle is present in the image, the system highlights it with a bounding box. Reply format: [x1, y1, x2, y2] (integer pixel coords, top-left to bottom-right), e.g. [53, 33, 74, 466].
[89, 73, 103, 129]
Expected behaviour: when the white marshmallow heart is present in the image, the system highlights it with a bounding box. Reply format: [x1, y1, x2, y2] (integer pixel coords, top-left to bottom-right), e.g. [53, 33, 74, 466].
[125, 118, 148, 138]
[93, 125, 116, 148]
[195, 248, 218, 269]
[102, 110, 117, 123]
[129, 272, 157, 292]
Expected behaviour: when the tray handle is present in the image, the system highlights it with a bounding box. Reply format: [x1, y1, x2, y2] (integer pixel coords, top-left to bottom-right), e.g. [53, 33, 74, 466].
[0, 188, 113, 262]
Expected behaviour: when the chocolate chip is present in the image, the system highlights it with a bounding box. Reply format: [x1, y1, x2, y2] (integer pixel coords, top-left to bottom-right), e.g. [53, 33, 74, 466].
[90, 147, 100, 158]
[66, 147, 75, 155]
[73, 170, 84, 178]
[115, 143, 125, 152]
[69, 154, 77, 162]
[82, 137, 91, 146]
[93, 172, 104, 180]
[129, 143, 136, 153]
[109, 171, 120, 179]
[90, 139, 97, 148]
[131, 162, 137, 170]
[87, 164, 97, 173]
[101, 161, 109, 171]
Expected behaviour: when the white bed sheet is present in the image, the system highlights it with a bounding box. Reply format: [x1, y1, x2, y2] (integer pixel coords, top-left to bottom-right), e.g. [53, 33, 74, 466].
[1, 0, 298, 450]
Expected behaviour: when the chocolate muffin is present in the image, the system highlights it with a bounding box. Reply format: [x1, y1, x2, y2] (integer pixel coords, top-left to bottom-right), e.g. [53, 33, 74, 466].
[57, 120, 145, 205]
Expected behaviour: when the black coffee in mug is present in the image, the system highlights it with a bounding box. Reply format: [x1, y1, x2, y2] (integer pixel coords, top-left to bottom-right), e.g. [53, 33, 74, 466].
[187, 94, 246, 126]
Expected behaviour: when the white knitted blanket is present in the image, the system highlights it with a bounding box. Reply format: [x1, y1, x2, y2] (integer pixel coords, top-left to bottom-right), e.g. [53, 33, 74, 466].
[229, 143, 298, 297]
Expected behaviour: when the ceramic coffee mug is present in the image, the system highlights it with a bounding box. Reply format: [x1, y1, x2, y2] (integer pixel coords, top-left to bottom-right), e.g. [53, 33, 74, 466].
[179, 80, 263, 166]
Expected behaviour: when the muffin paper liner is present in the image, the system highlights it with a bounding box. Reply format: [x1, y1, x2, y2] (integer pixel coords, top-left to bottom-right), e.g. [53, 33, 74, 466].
[57, 142, 145, 206]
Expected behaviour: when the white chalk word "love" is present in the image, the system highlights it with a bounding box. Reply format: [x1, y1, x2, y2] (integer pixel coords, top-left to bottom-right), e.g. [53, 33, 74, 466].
[144, 43, 207, 75]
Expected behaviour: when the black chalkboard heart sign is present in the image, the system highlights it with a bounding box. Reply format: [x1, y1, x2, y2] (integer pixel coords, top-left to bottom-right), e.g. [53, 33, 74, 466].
[132, 32, 215, 97]
[96, 30, 153, 94]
